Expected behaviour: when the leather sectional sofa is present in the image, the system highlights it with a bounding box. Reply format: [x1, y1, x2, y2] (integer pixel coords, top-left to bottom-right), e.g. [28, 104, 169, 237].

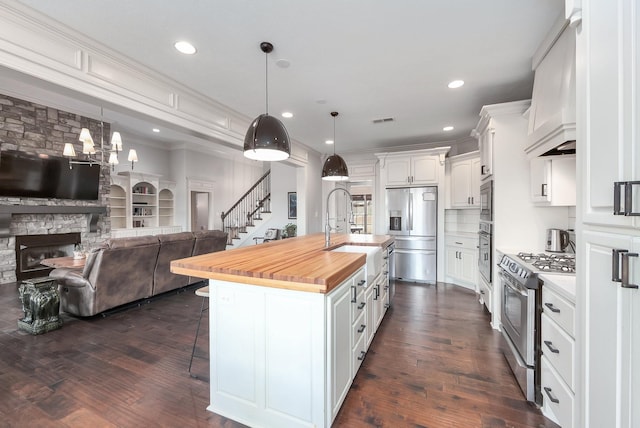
[49, 230, 227, 317]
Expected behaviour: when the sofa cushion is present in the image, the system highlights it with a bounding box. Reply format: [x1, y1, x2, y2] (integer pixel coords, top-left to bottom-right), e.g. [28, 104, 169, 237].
[152, 232, 196, 295]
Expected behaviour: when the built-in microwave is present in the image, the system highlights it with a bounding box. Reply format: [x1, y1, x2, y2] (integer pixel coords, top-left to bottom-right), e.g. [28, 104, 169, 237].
[480, 180, 493, 222]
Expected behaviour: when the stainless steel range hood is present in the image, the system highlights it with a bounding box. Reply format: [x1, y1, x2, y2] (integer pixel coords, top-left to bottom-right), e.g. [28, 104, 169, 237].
[525, 17, 576, 159]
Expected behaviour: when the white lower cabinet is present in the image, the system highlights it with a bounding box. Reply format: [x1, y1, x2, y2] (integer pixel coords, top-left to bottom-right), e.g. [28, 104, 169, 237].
[329, 275, 354, 419]
[206, 251, 393, 428]
[478, 275, 493, 314]
[541, 356, 575, 428]
[540, 277, 576, 428]
[445, 235, 478, 290]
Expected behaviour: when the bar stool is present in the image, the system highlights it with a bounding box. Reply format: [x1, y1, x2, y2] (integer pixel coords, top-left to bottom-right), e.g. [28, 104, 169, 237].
[188, 285, 209, 378]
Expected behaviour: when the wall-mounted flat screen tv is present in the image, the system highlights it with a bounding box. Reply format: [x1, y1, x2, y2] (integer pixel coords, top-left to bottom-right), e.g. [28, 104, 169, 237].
[0, 150, 100, 200]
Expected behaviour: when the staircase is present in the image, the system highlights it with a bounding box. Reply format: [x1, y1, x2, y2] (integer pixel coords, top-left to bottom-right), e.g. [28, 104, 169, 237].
[221, 170, 271, 247]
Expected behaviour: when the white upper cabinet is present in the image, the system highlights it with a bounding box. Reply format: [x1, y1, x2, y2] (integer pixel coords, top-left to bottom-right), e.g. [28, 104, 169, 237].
[526, 19, 576, 158]
[449, 151, 480, 208]
[530, 154, 576, 206]
[376, 148, 450, 188]
[578, 0, 640, 228]
[472, 115, 494, 180]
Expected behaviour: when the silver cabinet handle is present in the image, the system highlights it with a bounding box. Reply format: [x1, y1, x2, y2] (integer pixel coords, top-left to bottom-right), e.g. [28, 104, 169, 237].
[543, 387, 560, 404]
[384, 303, 390, 308]
[357, 351, 366, 361]
[614, 182, 624, 215]
[481, 165, 487, 175]
[471, 197, 474, 204]
[544, 340, 560, 354]
[455, 241, 463, 245]
[621, 252, 639, 289]
[351, 285, 356, 303]
[357, 301, 366, 310]
[357, 324, 366, 333]
[613, 249, 639, 288]
[358, 279, 366, 286]
[544, 302, 560, 313]
[541, 183, 548, 197]
[614, 181, 640, 215]
[374, 285, 379, 300]
[480, 290, 485, 295]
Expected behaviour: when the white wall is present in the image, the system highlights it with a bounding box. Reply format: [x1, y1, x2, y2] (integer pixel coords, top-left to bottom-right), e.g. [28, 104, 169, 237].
[270, 162, 298, 231]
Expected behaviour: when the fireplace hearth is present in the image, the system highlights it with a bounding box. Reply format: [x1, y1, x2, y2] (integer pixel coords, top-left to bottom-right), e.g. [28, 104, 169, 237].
[15, 233, 81, 281]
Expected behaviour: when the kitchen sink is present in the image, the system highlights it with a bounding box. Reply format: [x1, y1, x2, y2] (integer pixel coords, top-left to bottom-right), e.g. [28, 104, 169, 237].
[330, 245, 382, 283]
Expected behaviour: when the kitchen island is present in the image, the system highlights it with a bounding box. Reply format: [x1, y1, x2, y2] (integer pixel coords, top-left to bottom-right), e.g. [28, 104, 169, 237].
[171, 233, 394, 428]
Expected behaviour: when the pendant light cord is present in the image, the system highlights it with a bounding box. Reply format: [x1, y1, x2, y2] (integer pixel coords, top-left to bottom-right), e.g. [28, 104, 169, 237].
[333, 115, 336, 155]
[265, 50, 269, 115]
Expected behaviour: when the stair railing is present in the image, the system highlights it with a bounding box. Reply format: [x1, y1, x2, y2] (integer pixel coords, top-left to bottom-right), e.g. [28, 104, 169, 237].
[221, 170, 271, 245]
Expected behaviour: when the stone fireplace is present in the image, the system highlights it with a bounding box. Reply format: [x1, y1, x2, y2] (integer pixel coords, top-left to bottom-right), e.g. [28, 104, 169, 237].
[15, 232, 81, 281]
[0, 93, 111, 284]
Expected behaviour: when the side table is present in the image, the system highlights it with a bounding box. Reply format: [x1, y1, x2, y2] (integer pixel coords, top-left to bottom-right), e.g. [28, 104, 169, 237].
[18, 277, 63, 334]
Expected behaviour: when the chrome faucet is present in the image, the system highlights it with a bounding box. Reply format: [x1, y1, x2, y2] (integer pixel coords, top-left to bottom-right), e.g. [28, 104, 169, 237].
[325, 187, 353, 247]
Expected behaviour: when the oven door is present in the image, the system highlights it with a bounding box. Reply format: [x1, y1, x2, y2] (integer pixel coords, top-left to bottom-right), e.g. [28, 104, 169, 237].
[500, 271, 536, 366]
[479, 180, 493, 221]
[478, 230, 491, 283]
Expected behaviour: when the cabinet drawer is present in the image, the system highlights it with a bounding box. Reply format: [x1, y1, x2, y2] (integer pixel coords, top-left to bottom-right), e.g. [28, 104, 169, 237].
[351, 285, 365, 321]
[541, 356, 575, 428]
[542, 285, 575, 336]
[479, 280, 492, 313]
[352, 334, 366, 375]
[351, 311, 366, 344]
[541, 313, 575, 390]
[445, 236, 477, 249]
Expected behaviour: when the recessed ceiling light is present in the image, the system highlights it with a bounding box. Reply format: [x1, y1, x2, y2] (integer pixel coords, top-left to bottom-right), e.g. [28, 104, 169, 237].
[443, 126, 454, 131]
[447, 80, 464, 89]
[152, 128, 160, 133]
[325, 140, 334, 145]
[276, 59, 291, 68]
[281, 112, 293, 118]
[174, 41, 196, 55]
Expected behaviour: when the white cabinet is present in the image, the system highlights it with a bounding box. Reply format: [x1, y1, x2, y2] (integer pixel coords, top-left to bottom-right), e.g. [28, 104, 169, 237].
[540, 278, 576, 428]
[376, 148, 450, 187]
[575, 1, 640, 427]
[530, 155, 576, 206]
[478, 275, 493, 314]
[445, 235, 478, 290]
[327, 273, 353, 419]
[384, 154, 438, 186]
[478, 125, 494, 179]
[109, 172, 177, 236]
[449, 151, 480, 208]
[581, 231, 639, 428]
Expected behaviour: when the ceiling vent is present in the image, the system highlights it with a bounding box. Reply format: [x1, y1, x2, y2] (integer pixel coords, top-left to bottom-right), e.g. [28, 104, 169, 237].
[372, 117, 394, 124]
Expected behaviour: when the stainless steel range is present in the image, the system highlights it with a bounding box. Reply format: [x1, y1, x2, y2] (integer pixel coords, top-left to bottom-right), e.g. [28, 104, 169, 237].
[497, 252, 575, 405]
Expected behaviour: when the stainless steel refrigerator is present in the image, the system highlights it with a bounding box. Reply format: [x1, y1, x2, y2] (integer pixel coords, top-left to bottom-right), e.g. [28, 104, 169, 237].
[386, 186, 437, 283]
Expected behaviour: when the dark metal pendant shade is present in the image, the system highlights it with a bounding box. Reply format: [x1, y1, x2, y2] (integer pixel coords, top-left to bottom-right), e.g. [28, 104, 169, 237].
[322, 153, 349, 181]
[243, 41, 291, 162]
[244, 113, 291, 161]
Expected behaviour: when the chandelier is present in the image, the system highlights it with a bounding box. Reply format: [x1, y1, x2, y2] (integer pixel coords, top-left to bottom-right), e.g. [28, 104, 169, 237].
[63, 109, 138, 170]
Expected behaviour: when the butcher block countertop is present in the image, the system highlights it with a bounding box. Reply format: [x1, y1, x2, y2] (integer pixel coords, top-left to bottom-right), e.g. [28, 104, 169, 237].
[171, 233, 394, 294]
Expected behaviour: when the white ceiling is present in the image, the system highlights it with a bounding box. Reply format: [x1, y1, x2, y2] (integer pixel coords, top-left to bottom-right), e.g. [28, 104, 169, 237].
[14, 0, 563, 156]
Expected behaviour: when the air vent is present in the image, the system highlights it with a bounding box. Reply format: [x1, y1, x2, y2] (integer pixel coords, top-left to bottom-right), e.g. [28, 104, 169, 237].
[372, 117, 394, 124]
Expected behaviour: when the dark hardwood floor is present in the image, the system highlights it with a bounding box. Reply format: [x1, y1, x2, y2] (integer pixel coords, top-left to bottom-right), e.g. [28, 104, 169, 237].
[0, 280, 557, 428]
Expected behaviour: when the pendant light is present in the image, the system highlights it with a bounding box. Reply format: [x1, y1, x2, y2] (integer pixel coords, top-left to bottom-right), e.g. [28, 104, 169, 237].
[322, 111, 349, 181]
[243, 42, 291, 161]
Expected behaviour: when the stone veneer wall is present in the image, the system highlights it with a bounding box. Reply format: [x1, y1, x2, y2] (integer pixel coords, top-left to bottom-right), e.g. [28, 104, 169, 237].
[0, 93, 111, 284]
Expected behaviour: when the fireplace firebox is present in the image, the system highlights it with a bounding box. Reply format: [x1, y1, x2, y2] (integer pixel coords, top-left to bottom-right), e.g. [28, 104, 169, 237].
[15, 233, 81, 281]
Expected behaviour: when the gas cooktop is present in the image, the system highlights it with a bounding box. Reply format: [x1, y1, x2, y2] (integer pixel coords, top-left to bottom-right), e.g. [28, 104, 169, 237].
[516, 252, 576, 274]
[498, 252, 575, 289]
